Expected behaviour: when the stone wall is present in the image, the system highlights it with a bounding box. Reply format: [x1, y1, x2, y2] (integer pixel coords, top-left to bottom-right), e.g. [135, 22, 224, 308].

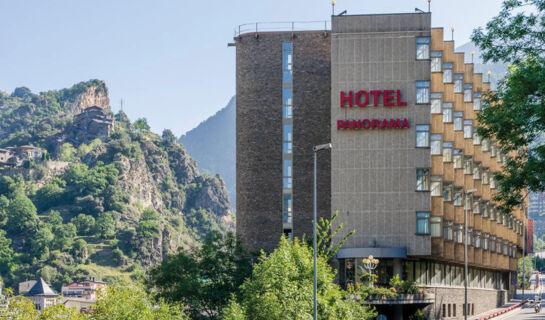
[425, 287, 508, 319]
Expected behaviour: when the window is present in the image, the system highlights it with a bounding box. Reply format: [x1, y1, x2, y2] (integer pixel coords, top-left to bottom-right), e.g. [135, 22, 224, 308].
[481, 202, 489, 218]
[467, 228, 473, 246]
[416, 81, 430, 103]
[443, 221, 453, 241]
[455, 224, 463, 243]
[430, 93, 442, 113]
[491, 236, 496, 252]
[283, 124, 292, 154]
[464, 120, 473, 138]
[283, 194, 292, 224]
[416, 37, 430, 60]
[416, 212, 430, 235]
[473, 93, 482, 110]
[472, 199, 480, 214]
[431, 134, 442, 155]
[443, 142, 453, 162]
[416, 169, 430, 191]
[454, 112, 463, 131]
[431, 51, 442, 71]
[443, 63, 453, 83]
[464, 84, 473, 102]
[490, 206, 496, 221]
[283, 88, 292, 119]
[503, 240, 509, 255]
[473, 131, 481, 145]
[454, 150, 463, 168]
[454, 74, 463, 93]
[483, 234, 489, 250]
[431, 217, 442, 237]
[482, 138, 490, 151]
[474, 231, 481, 248]
[473, 163, 481, 180]
[490, 143, 497, 157]
[497, 239, 502, 254]
[482, 169, 490, 184]
[443, 102, 453, 122]
[490, 176, 496, 189]
[453, 187, 463, 206]
[443, 182, 453, 201]
[464, 157, 473, 174]
[431, 176, 442, 196]
[283, 159, 292, 188]
[416, 125, 430, 147]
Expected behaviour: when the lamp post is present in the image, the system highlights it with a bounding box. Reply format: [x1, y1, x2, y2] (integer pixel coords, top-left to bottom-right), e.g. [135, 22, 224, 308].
[451, 27, 455, 41]
[464, 188, 477, 320]
[363, 255, 380, 288]
[487, 70, 491, 83]
[331, 0, 335, 16]
[471, 51, 475, 64]
[428, 0, 431, 13]
[313, 143, 331, 320]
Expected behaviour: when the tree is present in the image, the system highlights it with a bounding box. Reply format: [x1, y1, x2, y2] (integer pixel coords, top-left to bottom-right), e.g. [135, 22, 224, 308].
[57, 143, 77, 161]
[134, 118, 151, 132]
[136, 208, 161, 238]
[162, 129, 177, 144]
[222, 237, 375, 320]
[95, 212, 116, 239]
[471, 0, 545, 211]
[90, 284, 188, 320]
[6, 193, 38, 235]
[39, 304, 85, 320]
[0, 296, 39, 320]
[71, 213, 96, 235]
[34, 178, 65, 211]
[149, 231, 252, 319]
[0, 230, 14, 275]
[313, 210, 355, 262]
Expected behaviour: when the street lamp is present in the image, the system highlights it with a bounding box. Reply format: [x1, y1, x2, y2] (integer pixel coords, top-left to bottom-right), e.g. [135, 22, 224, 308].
[464, 188, 477, 320]
[313, 143, 331, 320]
[363, 255, 380, 288]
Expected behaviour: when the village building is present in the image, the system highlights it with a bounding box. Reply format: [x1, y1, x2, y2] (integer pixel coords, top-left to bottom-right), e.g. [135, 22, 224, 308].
[68, 106, 114, 144]
[61, 279, 106, 313]
[23, 278, 58, 311]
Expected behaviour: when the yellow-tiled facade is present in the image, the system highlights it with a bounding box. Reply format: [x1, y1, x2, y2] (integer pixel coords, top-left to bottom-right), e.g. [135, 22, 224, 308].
[429, 28, 526, 273]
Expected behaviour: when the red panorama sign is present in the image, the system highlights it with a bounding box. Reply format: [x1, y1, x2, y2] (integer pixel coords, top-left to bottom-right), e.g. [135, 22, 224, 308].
[337, 89, 410, 131]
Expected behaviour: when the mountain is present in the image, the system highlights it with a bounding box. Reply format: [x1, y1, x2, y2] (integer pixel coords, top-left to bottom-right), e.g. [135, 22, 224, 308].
[0, 80, 233, 292]
[456, 42, 508, 90]
[179, 96, 236, 207]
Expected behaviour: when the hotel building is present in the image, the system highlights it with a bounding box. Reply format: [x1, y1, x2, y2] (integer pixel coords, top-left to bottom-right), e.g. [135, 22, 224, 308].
[234, 12, 526, 319]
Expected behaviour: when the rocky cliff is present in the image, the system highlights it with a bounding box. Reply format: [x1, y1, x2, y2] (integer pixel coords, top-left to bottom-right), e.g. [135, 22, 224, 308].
[0, 80, 233, 289]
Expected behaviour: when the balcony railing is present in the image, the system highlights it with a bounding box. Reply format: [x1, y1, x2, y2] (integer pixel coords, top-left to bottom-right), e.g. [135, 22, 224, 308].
[235, 21, 330, 37]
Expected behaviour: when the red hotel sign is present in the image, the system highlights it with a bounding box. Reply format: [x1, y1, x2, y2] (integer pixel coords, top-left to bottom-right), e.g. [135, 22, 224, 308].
[337, 89, 410, 131]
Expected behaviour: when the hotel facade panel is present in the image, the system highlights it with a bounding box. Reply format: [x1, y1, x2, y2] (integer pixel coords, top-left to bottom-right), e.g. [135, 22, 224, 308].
[235, 12, 526, 319]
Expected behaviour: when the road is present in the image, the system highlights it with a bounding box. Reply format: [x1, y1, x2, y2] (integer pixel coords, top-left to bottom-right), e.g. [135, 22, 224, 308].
[500, 274, 545, 320]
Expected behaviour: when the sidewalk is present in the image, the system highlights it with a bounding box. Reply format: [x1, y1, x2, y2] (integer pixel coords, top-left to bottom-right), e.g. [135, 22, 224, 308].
[469, 299, 527, 320]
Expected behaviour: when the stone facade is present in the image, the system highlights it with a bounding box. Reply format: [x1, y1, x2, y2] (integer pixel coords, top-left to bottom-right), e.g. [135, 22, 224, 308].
[236, 31, 331, 252]
[330, 13, 432, 255]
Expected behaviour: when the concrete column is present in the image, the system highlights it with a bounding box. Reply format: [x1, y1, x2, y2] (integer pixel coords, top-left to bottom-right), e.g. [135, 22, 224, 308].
[394, 258, 403, 279]
[393, 259, 404, 320]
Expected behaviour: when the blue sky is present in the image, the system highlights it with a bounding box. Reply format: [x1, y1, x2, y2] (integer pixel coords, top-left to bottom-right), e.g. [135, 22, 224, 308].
[0, 0, 502, 136]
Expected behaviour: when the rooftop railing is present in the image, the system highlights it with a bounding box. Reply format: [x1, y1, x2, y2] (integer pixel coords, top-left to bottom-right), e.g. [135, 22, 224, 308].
[235, 21, 330, 37]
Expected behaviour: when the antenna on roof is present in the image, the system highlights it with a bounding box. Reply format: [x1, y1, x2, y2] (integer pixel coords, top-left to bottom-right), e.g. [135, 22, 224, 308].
[428, 0, 431, 12]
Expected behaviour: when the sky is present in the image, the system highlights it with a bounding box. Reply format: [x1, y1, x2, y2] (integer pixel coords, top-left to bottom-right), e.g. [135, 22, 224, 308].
[0, 0, 503, 136]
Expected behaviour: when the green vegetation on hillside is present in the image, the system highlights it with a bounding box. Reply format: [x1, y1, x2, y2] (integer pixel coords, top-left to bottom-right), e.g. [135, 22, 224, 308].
[0, 81, 233, 293]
